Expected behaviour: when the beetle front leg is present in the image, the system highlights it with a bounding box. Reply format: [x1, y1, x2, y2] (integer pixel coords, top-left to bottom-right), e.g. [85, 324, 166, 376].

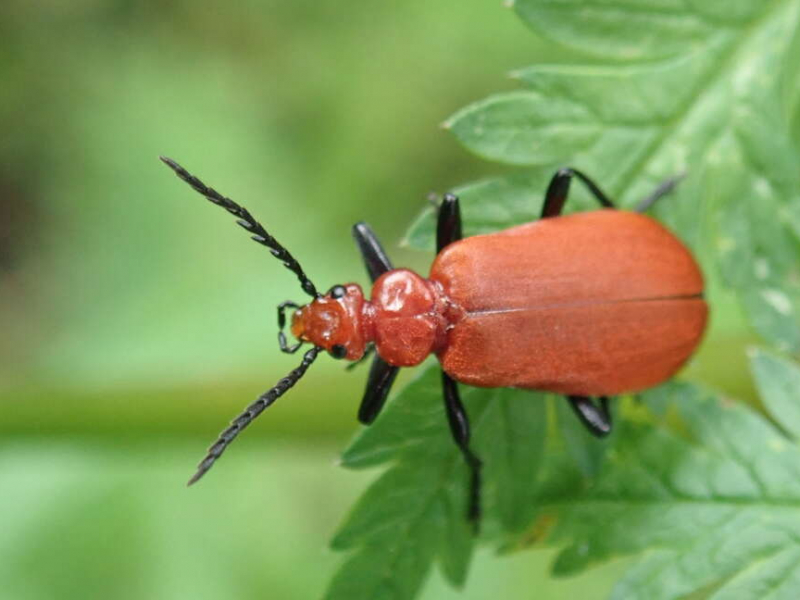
[352, 222, 394, 282]
[567, 395, 612, 437]
[437, 193, 462, 252]
[442, 371, 482, 529]
[357, 355, 400, 425]
[541, 168, 615, 218]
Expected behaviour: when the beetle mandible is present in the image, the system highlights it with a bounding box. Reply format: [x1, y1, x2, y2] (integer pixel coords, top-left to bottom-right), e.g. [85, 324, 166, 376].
[161, 157, 707, 525]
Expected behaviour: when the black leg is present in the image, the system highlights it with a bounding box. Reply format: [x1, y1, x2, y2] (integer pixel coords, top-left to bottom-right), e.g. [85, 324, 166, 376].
[437, 193, 462, 252]
[357, 355, 400, 425]
[634, 173, 687, 213]
[541, 168, 615, 218]
[346, 344, 375, 371]
[567, 396, 612, 437]
[437, 196, 480, 526]
[277, 301, 302, 354]
[352, 222, 393, 282]
[442, 371, 482, 529]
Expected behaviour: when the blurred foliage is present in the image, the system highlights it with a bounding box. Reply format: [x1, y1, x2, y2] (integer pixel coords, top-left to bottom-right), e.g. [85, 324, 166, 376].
[1, 0, 797, 599]
[0, 0, 549, 433]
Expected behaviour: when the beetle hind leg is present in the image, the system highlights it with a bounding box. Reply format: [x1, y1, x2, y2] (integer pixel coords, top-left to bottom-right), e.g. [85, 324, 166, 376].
[634, 173, 687, 213]
[541, 168, 615, 218]
[437, 193, 462, 251]
[567, 395, 612, 437]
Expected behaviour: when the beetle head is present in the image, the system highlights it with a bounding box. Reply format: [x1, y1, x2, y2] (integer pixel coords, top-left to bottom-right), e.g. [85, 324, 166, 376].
[283, 284, 367, 360]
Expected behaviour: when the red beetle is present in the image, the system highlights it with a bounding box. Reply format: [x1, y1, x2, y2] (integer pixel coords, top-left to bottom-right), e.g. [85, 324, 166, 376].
[161, 158, 707, 524]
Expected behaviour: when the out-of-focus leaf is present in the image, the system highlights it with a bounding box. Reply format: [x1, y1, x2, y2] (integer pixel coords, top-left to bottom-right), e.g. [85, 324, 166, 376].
[749, 346, 800, 438]
[0, 441, 363, 600]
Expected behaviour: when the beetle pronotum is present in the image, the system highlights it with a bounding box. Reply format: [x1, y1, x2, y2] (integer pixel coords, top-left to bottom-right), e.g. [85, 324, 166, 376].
[161, 157, 707, 526]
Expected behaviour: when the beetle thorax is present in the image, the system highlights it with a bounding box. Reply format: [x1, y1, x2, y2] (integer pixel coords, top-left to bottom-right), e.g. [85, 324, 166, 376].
[365, 269, 452, 367]
[290, 270, 454, 366]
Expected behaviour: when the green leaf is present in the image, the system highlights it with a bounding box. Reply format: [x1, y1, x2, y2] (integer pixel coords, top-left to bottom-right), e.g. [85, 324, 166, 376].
[403, 171, 553, 249]
[550, 381, 800, 599]
[411, 0, 800, 352]
[445, 91, 618, 167]
[555, 399, 612, 478]
[325, 367, 551, 599]
[749, 347, 800, 438]
[512, 0, 764, 61]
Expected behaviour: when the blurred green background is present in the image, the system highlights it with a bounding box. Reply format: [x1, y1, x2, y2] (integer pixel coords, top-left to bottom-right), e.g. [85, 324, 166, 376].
[0, 2, 754, 599]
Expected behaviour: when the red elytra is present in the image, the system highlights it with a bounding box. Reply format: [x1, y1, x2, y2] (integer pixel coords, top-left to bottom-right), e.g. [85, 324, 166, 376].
[162, 158, 707, 526]
[292, 209, 706, 396]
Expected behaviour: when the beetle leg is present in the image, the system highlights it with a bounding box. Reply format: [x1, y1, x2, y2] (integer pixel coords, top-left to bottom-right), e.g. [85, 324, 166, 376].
[541, 168, 615, 218]
[442, 371, 483, 529]
[634, 172, 687, 213]
[352, 222, 394, 282]
[567, 395, 612, 437]
[346, 343, 375, 371]
[357, 355, 400, 424]
[277, 301, 303, 354]
[437, 193, 463, 252]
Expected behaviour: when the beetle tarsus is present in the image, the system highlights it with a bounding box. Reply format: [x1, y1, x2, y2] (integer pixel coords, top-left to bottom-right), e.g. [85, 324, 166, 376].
[567, 395, 612, 437]
[277, 301, 303, 354]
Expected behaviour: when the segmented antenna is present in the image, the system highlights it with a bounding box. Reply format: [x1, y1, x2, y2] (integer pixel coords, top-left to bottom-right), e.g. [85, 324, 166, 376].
[187, 346, 321, 485]
[160, 156, 319, 298]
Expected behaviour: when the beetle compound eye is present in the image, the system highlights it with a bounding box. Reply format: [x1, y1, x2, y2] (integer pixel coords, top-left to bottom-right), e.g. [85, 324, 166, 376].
[329, 344, 347, 359]
[329, 285, 347, 299]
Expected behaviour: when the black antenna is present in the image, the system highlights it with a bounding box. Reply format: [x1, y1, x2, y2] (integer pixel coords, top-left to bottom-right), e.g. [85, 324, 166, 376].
[187, 346, 321, 485]
[160, 156, 319, 299]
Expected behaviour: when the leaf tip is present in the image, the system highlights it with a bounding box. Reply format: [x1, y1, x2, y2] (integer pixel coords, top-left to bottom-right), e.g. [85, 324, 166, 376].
[328, 531, 352, 551]
[502, 0, 515, 8]
[440, 119, 452, 130]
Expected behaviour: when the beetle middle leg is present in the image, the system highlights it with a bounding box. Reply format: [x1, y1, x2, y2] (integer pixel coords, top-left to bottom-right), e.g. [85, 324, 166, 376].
[357, 356, 399, 424]
[437, 193, 482, 527]
[351, 221, 400, 424]
[352, 221, 394, 282]
[541, 168, 615, 218]
[567, 395, 612, 437]
[443, 372, 482, 527]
